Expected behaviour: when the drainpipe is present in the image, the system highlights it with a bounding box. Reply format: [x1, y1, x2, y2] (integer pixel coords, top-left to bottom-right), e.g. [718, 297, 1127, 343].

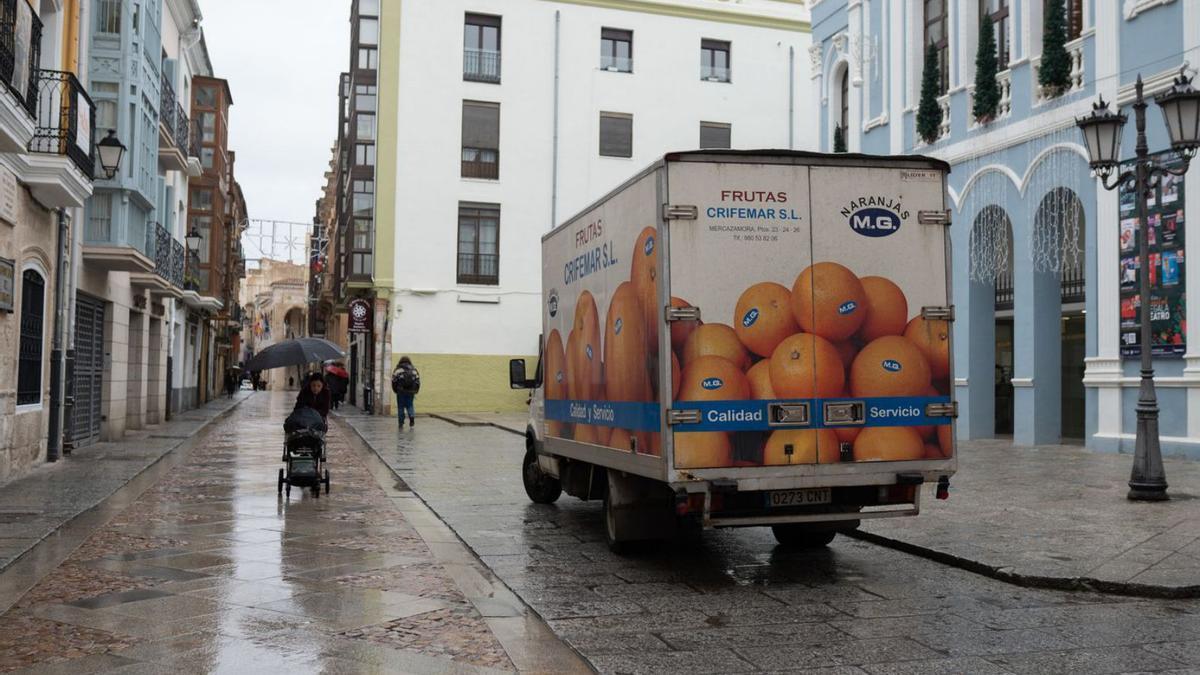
[550, 10, 560, 229]
[788, 46, 795, 150]
[46, 209, 69, 461]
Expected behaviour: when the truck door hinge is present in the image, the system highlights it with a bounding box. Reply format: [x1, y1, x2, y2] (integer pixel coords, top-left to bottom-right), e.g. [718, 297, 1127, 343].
[667, 409, 701, 425]
[918, 209, 952, 226]
[662, 204, 699, 221]
[920, 306, 955, 321]
[665, 306, 702, 322]
[925, 402, 959, 418]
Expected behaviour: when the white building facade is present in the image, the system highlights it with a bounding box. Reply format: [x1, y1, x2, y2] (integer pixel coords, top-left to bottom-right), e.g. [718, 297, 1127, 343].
[375, 0, 814, 412]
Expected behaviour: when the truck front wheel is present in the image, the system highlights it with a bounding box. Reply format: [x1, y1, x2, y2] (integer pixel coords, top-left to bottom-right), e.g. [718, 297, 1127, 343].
[522, 448, 562, 504]
[771, 524, 837, 548]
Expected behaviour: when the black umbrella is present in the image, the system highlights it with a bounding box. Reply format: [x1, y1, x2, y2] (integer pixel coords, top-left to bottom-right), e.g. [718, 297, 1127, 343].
[246, 338, 346, 372]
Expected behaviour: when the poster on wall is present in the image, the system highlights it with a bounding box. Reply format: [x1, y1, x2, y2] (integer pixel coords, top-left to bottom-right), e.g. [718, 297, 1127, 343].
[0, 257, 13, 313]
[1119, 152, 1186, 359]
[76, 91, 91, 154]
[11, 1, 31, 99]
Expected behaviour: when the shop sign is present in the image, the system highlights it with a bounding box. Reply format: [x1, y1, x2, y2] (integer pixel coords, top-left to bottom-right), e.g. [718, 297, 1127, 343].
[0, 257, 13, 313]
[348, 298, 372, 333]
[1118, 152, 1187, 359]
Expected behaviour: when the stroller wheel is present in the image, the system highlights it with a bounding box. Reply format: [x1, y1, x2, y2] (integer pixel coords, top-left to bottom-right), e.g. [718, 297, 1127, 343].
[285, 482, 291, 497]
[312, 484, 321, 498]
[277, 469, 284, 495]
[323, 469, 331, 494]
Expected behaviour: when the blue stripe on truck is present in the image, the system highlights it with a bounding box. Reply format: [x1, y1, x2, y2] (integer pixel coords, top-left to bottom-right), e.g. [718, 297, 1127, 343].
[670, 396, 952, 432]
[545, 400, 662, 432]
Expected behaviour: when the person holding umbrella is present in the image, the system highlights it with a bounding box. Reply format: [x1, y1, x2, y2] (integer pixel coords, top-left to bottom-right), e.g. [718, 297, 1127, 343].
[295, 372, 332, 420]
[323, 362, 349, 410]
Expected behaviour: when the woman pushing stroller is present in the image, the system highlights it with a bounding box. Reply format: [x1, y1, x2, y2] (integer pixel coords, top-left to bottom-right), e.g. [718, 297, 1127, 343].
[281, 372, 332, 497]
[295, 372, 332, 420]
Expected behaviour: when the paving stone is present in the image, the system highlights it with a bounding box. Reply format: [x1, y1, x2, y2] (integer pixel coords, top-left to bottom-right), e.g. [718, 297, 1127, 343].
[1143, 639, 1200, 665]
[860, 656, 1014, 675]
[659, 620, 851, 650]
[737, 637, 942, 670]
[589, 648, 757, 674]
[986, 645, 1188, 674]
[910, 627, 1079, 657]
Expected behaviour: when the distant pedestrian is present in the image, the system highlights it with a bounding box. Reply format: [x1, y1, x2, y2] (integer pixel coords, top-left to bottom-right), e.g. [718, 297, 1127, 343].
[224, 369, 237, 398]
[390, 356, 420, 430]
[295, 372, 332, 421]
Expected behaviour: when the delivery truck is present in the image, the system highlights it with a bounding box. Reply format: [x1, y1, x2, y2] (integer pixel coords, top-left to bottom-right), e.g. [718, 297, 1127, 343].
[509, 150, 956, 551]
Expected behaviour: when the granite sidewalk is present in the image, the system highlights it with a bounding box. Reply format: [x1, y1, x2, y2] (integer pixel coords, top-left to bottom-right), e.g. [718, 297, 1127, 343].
[422, 415, 1200, 597]
[0, 391, 252, 577]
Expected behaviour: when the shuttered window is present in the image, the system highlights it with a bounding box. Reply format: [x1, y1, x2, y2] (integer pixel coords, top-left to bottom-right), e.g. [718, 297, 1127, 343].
[599, 112, 632, 158]
[462, 101, 500, 179]
[458, 203, 500, 285]
[699, 122, 731, 149]
[17, 270, 45, 406]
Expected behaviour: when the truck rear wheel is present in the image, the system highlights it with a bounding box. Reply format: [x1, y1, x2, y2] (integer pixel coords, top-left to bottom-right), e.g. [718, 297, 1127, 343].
[522, 448, 562, 504]
[771, 524, 837, 548]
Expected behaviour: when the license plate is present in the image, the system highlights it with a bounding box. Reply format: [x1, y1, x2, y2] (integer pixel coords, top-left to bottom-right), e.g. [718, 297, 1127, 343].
[767, 488, 831, 507]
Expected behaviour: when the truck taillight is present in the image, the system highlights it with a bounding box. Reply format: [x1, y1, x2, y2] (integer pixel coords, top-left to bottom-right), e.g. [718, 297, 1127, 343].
[879, 484, 917, 504]
[676, 493, 705, 515]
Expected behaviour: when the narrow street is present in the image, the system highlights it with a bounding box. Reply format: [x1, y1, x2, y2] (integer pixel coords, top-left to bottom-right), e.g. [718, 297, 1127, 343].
[3, 391, 1200, 673]
[0, 392, 573, 674]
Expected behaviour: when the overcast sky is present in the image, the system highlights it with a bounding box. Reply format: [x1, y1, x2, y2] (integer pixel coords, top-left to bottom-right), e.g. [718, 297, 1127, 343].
[201, 0, 349, 263]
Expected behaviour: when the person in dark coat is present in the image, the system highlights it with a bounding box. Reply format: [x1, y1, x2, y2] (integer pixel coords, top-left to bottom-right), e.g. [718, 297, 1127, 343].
[295, 372, 332, 420]
[390, 356, 420, 430]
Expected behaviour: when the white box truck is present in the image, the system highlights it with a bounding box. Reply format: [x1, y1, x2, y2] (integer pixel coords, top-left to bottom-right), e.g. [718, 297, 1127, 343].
[510, 150, 956, 551]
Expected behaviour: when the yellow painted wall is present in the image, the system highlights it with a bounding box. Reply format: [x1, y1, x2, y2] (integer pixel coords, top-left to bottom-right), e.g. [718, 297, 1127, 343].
[389, 353, 537, 413]
[373, 0, 400, 292]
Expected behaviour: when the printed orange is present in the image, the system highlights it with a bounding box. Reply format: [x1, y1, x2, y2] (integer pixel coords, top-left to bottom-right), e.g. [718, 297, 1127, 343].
[834, 426, 860, 445]
[791, 262, 868, 341]
[669, 296, 701, 354]
[544, 330, 567, 437]
[858, 276, 909, 342]
[768, 333, 844, 398]
[937, 422, 953, 458]
[573, 423, 599, 445]
[609, 428, 633, 452]
[853, 427, 925, 462]
[834, 340, 859, 370]
[913, 385, 938, 439]
[924, 443, 943, 460]
[849, 336, 931, 398]
[746, 360, 776, 400]
[734, 282, 798, 357]
[569, 291, 602, 400]
[675, 431, 732, 468]
[678, 355, 750, 401]
[671, 352, 681, 399]
[682, 323, 750, 370]
[904, 316, 951, 381]
[604, 282, 650, 402]
[631, 227, 659, 355]
[763, 429, 840, 465]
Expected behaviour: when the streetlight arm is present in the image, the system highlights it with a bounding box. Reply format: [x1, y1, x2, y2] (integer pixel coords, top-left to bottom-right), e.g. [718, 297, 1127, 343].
[1147, 155, 1192, 180]
[1098, 169, 1137, 192]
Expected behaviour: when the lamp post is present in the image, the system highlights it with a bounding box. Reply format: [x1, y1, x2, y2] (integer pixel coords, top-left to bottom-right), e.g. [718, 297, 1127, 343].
[96, 130, 126, 179]
[185, 227, 202, 291]
[1076, 68, 1200, 501]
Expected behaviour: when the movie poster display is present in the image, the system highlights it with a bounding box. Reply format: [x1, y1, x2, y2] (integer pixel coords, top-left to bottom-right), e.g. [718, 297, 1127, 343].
[1119, 152, 1186, 358]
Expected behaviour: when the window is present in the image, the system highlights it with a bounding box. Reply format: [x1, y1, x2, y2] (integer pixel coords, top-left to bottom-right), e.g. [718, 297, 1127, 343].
[96, 0, 120, 34]
[458, 203, 499, 285]
[925, 0, 949, 95]
[201, 147, 214, 168]
[353, 218, 372, 249]
[599, 112, 633, 158]
[981, 0, 1010, 70]
[464, 14, 501, 83]
[359, 0, 379, 14]
[699, 122, 731, 149]
[96, 100, 118, 134]
[200, 112, 215, 143]
[195, 86, 216, 108]
[356, 113, 375, 140]
[701, 39, 731, 82]
[1056, 0, 1084, 41]
[600, 28, 633, 72]
[355, 84, 377, 112]
[17, 270, 45, 406]
[839, 68, 849, 137]
[358, 47, 378, 70]
[359, 17, 379, 45]
[355, 143, 375, 166]
[461, 101, 499, 179]
[353, 193, 374, 218]
[190, 188, 213, 211]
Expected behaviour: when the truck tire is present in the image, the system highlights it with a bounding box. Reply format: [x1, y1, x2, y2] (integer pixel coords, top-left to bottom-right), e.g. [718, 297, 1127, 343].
[603, 488, 627, 554]
[522, 448, 562, 504]
[771, 524, 837, 548]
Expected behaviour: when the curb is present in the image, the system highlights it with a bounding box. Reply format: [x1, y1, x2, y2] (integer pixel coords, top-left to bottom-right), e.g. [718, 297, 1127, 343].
[428, 413, 525, 437]
[0, 393, 253, 578]
[846, 529, 1200, 600]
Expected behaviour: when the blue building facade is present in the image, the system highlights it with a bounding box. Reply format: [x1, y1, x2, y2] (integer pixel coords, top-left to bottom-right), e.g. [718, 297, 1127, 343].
[809, 0, 1200, 457]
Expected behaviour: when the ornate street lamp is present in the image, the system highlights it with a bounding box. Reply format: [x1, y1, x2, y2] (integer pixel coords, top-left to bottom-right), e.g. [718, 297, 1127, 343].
[96, 130, 127, 180]
[1076, 68, 1199, 501]
[185, 227, 202, 253]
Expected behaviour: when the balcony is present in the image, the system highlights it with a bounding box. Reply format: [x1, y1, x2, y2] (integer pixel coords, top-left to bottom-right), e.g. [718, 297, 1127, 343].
[461, 149, 498, 179]
[1032, 35, 1087, 106]
[24, 69, 94, 207]
[457, 252, 498, 285]
[968, 69, 1013, 128]
[185, 117, 202, 176]
[0, 0, 39, 154]
[158, 72, 188, 173]
[82, 194, 155, 273]
[463, 48, 501, 83]
[130, 222, 184, 298]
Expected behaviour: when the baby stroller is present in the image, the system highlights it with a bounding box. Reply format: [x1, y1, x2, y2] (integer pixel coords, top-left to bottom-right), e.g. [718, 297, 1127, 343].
[279, 406, 331, 497]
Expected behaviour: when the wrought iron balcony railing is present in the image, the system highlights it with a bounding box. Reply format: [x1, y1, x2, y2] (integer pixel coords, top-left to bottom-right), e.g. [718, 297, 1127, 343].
[159, 71, 177, 141]
[174, 102, 189, 153]
[170, 238, 184, 288]
[0, 0, 40, 118]
[457, 252, 498, 285]
[188, 117, 201, 158]
[29, 69, 95, 179]
[463, 48, 501, 83]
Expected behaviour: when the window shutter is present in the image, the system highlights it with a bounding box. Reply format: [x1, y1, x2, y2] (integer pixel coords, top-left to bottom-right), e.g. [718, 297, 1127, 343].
[699, 122, 731, 149]
[599, 113, 633, 158]
[462, 101, 500, 149]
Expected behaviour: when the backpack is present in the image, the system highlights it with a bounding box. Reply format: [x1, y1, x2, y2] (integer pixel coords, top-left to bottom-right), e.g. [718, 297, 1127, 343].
[393, 365, 420, 394]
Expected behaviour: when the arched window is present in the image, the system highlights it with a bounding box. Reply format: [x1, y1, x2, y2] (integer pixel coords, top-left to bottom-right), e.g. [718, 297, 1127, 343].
[17, 269, 46, 406]
[924, 0, 949, 95]
[839, 68, 849, 134]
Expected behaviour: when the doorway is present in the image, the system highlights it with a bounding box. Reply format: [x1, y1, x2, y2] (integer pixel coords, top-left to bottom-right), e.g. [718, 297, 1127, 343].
[70, 294, 105, 448]
[994, 318, 1014, 435]
[1061, 313, 1086, 440]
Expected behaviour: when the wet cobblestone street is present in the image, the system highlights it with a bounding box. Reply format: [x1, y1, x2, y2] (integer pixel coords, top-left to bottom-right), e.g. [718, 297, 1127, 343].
[0, 393, 522, 674]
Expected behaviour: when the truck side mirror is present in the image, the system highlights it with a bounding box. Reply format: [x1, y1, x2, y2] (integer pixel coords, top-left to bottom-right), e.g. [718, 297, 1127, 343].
[509, 358, 532, 389]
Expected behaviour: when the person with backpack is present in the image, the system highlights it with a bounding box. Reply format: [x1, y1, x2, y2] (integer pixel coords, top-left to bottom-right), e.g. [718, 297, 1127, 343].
[390, 356, 420, 429]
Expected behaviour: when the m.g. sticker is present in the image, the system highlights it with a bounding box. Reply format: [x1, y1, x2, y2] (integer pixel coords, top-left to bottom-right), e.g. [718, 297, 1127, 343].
[882, 359, 902, 372]
[742, 308, 759, 328]
[586, 345, 594, 360]
[614, 318, 623, 335]
[838, 301, 858, 315]
[644, 235, 655, 256]
[701, 377, 724, 390]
